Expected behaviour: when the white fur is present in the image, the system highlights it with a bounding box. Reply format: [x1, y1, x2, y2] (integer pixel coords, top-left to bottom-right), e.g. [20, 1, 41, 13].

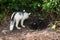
[10, 11, 31, 31]
[10, 21, 15, 31]
[11, 12, 15, 20]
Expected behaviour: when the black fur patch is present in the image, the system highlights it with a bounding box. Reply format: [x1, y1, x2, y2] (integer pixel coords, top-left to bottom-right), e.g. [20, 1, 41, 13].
[11, 12, 17, 21]
[11, 12, 24, 21]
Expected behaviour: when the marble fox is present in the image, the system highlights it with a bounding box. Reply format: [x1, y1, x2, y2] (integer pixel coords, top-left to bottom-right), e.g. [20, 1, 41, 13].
[9, 10, 31, 31]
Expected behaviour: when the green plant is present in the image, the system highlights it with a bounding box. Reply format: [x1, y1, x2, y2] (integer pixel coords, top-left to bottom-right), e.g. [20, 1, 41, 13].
[52, 21, 60, 30]
[0, 0, 60, 21]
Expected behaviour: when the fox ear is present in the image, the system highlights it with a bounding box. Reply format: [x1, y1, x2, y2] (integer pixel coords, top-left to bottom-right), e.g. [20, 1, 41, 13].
[29, 13, 31, 15]
[23, 10, 25, 12]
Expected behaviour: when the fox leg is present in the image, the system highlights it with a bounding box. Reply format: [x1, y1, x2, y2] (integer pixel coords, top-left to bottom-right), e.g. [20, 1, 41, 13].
[21, 19, 25, 28]
[15, 19, 21, 29]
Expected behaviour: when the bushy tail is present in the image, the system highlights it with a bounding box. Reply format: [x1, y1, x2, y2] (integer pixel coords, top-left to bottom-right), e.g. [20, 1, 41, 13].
[9, 21, 14, 31]
[9, 12, 16, 31]
[11, 12, 16, 21]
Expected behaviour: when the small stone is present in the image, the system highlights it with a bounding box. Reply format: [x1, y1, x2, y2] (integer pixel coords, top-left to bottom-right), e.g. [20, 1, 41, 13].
[1, 30, 8, 34]
[0, 38, 3, 40]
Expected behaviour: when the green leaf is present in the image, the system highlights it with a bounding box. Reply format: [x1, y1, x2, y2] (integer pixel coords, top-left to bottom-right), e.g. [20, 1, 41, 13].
[52, 24, 56, 30]
[42, 3, 47, 10]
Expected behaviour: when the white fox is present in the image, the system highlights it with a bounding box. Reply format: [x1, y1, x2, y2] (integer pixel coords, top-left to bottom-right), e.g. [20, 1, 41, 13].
[9, 10, 31, 31]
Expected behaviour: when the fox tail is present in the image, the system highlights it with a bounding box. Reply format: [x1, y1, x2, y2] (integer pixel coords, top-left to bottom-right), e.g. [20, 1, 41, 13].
[9, 21, 15, 31]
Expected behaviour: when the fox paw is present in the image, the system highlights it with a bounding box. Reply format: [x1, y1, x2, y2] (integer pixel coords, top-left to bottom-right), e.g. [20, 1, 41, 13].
[16, 27, 21, 30]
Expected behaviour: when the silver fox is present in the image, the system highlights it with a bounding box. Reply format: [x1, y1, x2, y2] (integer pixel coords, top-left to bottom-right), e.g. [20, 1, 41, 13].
[9, 10, 31, 31]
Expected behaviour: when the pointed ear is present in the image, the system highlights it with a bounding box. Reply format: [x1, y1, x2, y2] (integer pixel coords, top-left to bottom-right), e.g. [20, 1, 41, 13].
[23, 10, 25, 12]
[29, 13, 31, 15]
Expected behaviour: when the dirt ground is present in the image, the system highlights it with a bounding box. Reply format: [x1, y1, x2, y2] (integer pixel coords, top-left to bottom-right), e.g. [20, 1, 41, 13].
[0, 26, 60, 40]
[0, 15, 60, 40]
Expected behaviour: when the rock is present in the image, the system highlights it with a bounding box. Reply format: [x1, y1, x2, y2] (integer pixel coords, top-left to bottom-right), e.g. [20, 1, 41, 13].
[1, 30, 9, 34]
[0, 38, 3, 40]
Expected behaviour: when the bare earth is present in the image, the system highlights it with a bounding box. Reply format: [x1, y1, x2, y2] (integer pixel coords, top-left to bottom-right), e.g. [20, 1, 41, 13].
[0, 16, 60, 40]
[0, 26, 60, 40]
